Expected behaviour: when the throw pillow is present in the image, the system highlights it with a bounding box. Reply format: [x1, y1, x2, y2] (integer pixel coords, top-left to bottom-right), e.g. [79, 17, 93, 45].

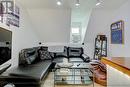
[25, 49, 37, 64]
[19, 48, 37, 65]
[39, 50, 52, 60]
[19, 49, 27, 65]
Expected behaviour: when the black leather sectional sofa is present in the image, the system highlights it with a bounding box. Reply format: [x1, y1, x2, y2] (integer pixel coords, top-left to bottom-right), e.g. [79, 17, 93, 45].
[0, 46, 90, 87]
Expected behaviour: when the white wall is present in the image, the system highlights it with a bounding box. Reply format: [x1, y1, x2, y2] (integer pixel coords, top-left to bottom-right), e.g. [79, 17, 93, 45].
[84, 0, 130, 58]
[83, 9, 115, 58]
[81, 9, 94, 43]
[107, 65, 130, 87]
[0, 1, 39, 67]
[108, 0, 130, 57]
[84, 1, 130, 86]
[26, 8, 71, 45]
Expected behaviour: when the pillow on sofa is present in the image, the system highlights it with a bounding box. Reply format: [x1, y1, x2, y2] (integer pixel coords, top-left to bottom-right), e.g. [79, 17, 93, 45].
[26, 50, 35, 57]
[38, 46, 52, 60]
[39, 50, 52, 60]
[19, 48, 37, 65]
[19, 49, 26, 65]
[26, 49, 37, 64]
[68, 47, 83, 57]
[55, 46, 68, 57]
[26, 56, 35, 64]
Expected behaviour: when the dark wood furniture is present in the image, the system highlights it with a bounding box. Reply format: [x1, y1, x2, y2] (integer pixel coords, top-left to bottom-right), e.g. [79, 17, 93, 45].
[91, 61, 107, 86]
[101, 57, 130, 76]
[94, 35, 107, 60]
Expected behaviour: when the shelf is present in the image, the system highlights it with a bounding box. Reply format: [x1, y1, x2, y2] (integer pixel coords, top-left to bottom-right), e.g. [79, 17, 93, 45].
[94, 35, 107, 60]
[55, 76, 74, 81]
[74, 80, 92, 85]
[55, 81, 74, 85]
[55, 80, 93, 85]
[75, 76, 91, 81]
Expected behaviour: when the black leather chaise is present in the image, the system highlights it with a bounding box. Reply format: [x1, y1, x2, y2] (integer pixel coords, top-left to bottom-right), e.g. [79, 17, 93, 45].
[0, 47, 52, 87]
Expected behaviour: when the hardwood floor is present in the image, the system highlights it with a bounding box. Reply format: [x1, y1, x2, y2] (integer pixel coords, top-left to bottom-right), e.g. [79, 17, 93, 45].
[42, 72, 105, 87]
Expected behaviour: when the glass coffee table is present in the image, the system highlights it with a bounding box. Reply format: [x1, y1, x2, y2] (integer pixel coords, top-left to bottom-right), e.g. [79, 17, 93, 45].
[54, 63, 94, 87]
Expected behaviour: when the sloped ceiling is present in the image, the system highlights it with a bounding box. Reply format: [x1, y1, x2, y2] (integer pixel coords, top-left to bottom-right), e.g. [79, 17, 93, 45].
[17, 0, 128, 44]
[95, 0, 128, 10]
[18, 0, 72, 9]
[18, 0, 97, 44]
[18, 0, 128, 10]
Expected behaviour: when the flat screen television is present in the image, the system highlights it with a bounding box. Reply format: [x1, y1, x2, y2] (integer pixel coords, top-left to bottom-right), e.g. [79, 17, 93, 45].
[0, 27, 12, 65]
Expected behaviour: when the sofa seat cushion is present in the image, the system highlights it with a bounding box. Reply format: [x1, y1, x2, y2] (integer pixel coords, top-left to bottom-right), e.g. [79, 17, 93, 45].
[55, 46, 68, 58]
[6, 60, 52, 81]
[69, 58, 83, 62]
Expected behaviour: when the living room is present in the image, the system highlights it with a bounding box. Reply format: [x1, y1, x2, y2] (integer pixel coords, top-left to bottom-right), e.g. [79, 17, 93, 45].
[0, 0, 130, 87]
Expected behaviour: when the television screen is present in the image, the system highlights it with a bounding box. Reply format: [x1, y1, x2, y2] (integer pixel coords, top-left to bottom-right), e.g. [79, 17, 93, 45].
[0, 27, 12, 65]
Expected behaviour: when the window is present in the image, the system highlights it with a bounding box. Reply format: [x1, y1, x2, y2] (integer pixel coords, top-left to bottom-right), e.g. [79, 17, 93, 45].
[72, 28, 80, 34]
[70, 22, 81, 44]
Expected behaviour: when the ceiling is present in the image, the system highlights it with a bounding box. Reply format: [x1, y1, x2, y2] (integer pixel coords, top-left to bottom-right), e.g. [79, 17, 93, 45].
[18, 0, 128, 10]
[17, 0, 128, 43]
[17, 0, 75, 9]
[95, 0, 128, 10]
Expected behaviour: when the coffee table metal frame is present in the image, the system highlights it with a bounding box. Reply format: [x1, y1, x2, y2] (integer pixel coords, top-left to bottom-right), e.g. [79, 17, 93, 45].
[53, 63, 94, 87]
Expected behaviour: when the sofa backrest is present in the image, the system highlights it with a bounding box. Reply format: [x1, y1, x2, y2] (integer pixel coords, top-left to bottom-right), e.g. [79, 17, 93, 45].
[54, 46, 68, 58]
[68, 47, 83, 57]
[19, 46, 84, 65]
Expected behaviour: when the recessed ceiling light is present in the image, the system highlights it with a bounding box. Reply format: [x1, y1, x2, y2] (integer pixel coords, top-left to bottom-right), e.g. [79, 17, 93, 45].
[75, 0, 80, 6]
[75, 3, 80, 6]
[57, 0, 62, 6]
[96, 0, 101, 6]
[96, 2, 101, 6]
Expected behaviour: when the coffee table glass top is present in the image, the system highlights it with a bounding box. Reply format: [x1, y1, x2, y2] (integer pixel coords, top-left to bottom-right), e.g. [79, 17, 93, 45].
[71, 63, 90, 69]
[54, 63, 94, 86]
[55, 63, 91, 69]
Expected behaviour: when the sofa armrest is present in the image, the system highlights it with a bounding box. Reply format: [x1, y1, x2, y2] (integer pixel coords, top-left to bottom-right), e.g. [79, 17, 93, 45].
[82, 54, 90, 62]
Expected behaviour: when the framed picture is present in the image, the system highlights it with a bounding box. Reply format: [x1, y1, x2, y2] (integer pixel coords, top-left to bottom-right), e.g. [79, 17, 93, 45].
[111, 20, 124, 44]
[0, 0, 20, 27]
[1, 1, 14, 14]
